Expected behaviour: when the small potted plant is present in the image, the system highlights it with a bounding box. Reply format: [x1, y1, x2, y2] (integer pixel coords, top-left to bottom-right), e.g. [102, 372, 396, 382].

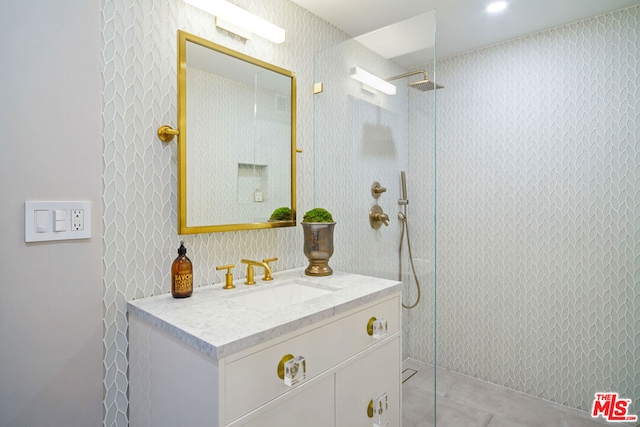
[301, 208, 336, 276]
[269, 206, 292, 221]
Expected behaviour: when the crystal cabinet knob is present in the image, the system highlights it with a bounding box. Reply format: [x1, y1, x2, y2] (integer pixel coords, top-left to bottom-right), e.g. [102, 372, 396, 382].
[367, 317, 388, 339]
[277, 354, 306, 387]
[367, 393, 389, 427]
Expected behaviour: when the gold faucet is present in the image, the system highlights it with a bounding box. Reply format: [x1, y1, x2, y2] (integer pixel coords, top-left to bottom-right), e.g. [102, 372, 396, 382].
[241, 258, 278, 284]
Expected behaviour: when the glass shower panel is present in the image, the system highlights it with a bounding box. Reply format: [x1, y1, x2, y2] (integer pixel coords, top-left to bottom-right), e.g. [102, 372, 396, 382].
[313, 9, 438, 426]
[313, 38, 410, 279]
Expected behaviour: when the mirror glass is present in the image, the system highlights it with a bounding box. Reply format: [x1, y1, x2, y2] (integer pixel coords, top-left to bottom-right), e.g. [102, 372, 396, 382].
[177, 30, 297, 233]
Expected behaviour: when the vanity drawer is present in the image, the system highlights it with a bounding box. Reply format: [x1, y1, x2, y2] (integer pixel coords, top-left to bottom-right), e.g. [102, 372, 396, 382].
[224, 295, 399, 423]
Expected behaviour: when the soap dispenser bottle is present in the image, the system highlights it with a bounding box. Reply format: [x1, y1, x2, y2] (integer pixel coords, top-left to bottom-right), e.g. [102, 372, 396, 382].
[171, 241, 193, 298]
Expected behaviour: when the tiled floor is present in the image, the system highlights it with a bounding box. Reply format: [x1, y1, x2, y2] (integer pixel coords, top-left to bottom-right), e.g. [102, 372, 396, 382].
[402, 359, 612, 427]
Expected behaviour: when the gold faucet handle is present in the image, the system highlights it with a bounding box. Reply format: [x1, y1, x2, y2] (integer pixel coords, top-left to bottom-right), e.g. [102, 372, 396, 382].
[216, 264, 235, 289]
[262, 257, 278, 280]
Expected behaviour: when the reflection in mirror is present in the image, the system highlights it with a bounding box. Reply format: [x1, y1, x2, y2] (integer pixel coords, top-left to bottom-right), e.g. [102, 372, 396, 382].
[177, 31, 296, 234]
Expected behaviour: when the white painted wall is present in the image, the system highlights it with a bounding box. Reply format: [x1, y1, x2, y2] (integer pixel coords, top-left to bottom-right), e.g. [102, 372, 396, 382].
[0, 1, 104, 425]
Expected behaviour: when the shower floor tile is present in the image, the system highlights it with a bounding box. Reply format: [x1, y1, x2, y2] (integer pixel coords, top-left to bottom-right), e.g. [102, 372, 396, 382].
[402, 359, 611, 427]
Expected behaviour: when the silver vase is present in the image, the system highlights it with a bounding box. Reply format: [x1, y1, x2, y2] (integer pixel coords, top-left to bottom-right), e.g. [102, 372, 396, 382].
[302, 222, 336, 276]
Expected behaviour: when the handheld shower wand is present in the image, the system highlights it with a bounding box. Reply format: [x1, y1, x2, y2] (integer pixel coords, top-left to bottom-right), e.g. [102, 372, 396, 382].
[399, 171, 408, 206]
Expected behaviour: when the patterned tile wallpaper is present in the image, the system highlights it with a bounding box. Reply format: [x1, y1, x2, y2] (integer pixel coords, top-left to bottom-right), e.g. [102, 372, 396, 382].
[313, 38, 412, 277]
[102, 0, 638, 424]
[406, 5, 640, 416]
[101, 0, 345, 424]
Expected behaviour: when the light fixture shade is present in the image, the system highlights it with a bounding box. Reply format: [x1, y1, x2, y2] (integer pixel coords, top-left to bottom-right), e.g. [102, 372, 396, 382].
[350, 67, 397, 95]
[184, 0, 285, 44]
[215, 17, 252, 40]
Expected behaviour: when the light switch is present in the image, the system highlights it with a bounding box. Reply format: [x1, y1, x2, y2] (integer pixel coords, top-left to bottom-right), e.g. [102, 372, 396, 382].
[54, 209, 66, 221]
[35, 210, 48, 233]
[54, 209, 67, 232]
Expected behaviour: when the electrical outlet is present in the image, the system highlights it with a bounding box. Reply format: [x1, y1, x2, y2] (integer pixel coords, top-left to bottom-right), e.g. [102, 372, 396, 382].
[71, 209, 84, 231]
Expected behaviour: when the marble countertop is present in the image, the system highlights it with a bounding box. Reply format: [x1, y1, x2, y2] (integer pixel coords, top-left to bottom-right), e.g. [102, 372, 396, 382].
[127, 268, 401, 360]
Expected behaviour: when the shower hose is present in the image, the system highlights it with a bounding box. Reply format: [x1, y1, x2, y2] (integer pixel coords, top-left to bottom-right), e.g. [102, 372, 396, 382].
[398, 206, 421, 309]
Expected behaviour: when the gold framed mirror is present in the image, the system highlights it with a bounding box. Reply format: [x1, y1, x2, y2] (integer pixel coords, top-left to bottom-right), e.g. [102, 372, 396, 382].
[171, 30, 297, 234]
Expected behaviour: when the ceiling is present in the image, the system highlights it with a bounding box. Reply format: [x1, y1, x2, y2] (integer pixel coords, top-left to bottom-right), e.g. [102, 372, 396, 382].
[288, 0, 640, 61]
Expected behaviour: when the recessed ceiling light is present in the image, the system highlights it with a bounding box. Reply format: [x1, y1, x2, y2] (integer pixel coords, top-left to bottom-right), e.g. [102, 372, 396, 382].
[486, 1, 508, 13]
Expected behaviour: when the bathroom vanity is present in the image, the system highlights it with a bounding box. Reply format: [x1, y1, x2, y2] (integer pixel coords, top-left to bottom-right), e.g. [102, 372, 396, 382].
[127, 269, 402, 426]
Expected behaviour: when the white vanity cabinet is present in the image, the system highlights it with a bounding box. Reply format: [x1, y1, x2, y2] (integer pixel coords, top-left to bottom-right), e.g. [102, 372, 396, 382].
[128, 270, 402, 427]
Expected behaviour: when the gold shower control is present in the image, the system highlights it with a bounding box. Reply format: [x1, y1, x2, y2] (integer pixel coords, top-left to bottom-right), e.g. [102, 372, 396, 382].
[370, 205, 390, 229]
[371, 181, 387, 199]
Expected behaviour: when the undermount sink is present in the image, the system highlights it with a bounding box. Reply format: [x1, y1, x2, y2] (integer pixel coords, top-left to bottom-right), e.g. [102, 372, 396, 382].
[227, 280, 339, 310]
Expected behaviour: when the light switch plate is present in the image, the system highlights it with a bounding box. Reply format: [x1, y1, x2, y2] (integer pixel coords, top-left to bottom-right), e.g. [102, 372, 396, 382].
[25, 201, 91, 242]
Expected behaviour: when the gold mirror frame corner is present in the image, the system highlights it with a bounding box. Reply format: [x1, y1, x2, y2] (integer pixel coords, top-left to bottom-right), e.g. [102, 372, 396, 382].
[174, 30, 297, 235]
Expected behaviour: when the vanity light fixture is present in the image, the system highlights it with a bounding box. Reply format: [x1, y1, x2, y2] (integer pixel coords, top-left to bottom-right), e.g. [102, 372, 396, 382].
[486, 1, 508, 13]
[184, 0, 285, 44]
[350, 67, 397, 95]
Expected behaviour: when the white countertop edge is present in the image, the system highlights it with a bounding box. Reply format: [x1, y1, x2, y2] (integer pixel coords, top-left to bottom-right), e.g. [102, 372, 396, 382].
[127, 304, 222, 359]
[127, 269, 402, 360]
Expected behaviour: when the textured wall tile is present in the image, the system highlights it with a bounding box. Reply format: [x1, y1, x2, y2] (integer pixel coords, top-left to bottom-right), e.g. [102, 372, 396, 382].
[103, 0, 639, 424]
[101, 0, 345, 424]
[406, 5, 639, 417]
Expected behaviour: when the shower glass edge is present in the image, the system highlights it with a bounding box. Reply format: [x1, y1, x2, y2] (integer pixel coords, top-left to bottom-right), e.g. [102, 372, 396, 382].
[311, 7, 438, 426]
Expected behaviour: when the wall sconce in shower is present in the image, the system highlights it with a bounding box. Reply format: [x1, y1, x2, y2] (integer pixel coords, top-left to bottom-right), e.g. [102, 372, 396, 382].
[184, 0, 285, 44]
[350, 67, 397, 95]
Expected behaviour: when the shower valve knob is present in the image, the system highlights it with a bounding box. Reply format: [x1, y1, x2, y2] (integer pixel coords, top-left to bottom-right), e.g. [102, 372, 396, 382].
[371, 182, 387, 199]
[370, 205, 389, 229]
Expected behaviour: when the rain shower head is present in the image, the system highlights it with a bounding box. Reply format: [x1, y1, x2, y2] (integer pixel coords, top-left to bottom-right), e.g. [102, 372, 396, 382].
[409, 79, 444, 91]
[386, 70, 444, 91]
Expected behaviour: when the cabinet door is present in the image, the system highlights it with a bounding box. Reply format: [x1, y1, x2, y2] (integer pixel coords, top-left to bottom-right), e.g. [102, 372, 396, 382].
[336, 336, 401, 427]
[226, 296, 399, 423]
[234, 374, 335, 427]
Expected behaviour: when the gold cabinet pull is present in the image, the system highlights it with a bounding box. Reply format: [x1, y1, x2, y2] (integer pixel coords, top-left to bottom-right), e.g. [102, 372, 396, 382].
[367, 317, 378, 336]
[367, 393, 389, 422]
[277, 354, 294, 380]
[367, 316, 388, 338]
[277, 354, 306, 386]
[367, 399, 374, 418]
